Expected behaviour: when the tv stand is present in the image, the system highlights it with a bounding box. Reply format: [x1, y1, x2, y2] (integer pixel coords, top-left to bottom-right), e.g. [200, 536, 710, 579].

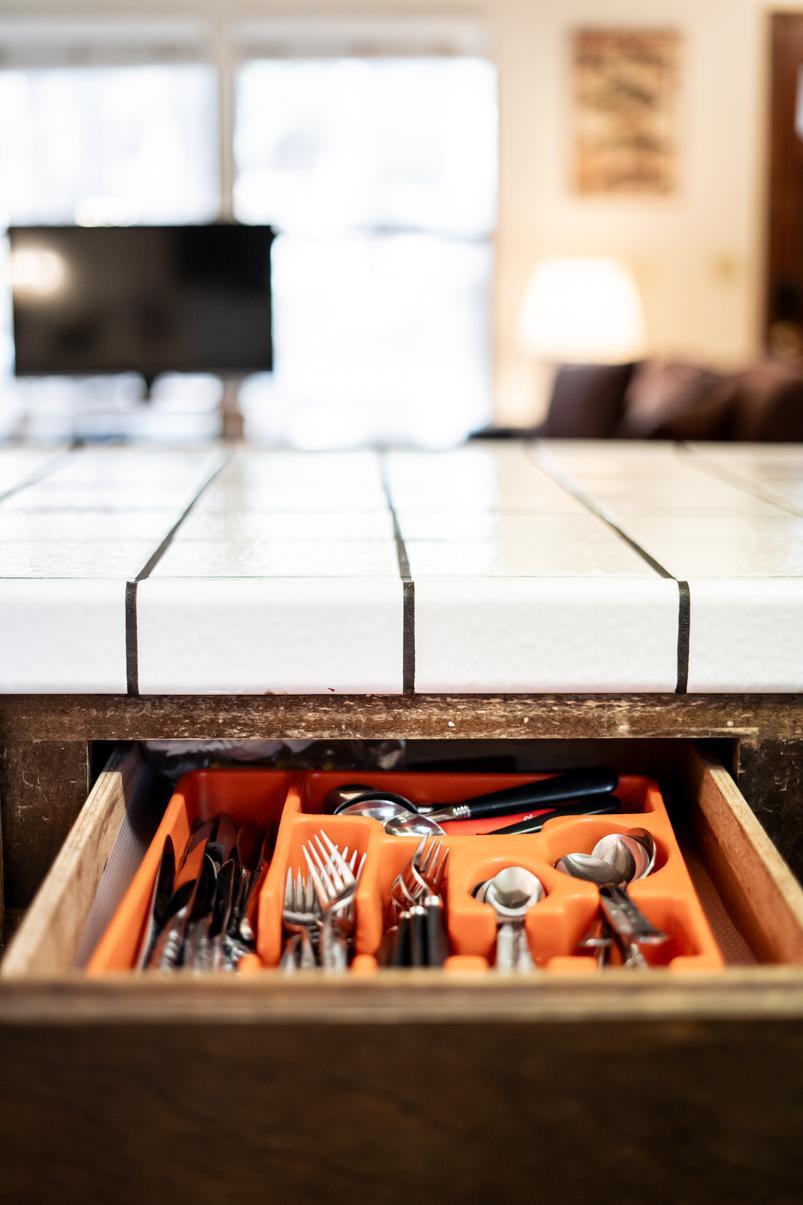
[220, 377, 244, 440]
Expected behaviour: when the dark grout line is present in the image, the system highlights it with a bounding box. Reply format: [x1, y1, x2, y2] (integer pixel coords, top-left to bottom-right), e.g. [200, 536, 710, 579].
[378, 452, 415, 695]
[678, 443, 803, 519]
[125, 452, 233, 696]
[0, 447, 73, 508]
[528, 440, 689, 693]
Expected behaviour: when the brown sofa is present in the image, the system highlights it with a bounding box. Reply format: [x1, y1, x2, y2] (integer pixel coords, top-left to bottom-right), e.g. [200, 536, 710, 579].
[473, 358, 803, 441]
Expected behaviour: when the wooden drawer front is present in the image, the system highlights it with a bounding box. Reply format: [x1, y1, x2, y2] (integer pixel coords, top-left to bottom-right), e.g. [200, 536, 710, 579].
[1, 743, 803, 1204]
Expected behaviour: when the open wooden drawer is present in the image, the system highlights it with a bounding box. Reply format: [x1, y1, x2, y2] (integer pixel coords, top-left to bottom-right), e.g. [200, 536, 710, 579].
[1, 742, 803, 1202]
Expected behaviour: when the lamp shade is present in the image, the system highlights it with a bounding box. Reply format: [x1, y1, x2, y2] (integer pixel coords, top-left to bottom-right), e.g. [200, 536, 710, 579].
[517, 256, 647, 364]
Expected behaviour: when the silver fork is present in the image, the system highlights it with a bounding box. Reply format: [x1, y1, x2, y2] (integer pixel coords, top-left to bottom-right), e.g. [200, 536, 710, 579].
[391, 837, 447, 919]
[282, 868, 320, 970]
[302, 832, 365, 972]
[389, 837, 449, 967]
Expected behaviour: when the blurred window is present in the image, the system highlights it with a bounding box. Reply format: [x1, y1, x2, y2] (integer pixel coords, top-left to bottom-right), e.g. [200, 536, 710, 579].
[0, 64, 218, 377]
[234, 57, 497, 445]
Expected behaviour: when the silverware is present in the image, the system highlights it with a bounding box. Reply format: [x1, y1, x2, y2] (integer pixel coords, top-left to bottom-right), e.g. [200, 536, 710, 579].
[134, 835, 176, 969]
[183, 854, 219, 971]
[302, 831, 365, 972]
[209, 858, 237, 970]
[473, 866, 544, 972]
[332, 769, 618, 828]
[387, 837, 449, 967]
[555, 827, 667, 968]
[334, 782, 622, 838]
[282, 867, 321, 970]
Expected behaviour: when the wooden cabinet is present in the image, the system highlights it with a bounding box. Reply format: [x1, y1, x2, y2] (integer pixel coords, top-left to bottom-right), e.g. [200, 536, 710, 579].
[1, 695, 802, 1202]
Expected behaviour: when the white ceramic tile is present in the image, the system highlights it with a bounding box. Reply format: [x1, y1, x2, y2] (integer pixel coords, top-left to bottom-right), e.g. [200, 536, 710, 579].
[137, 577, 403, 693]
[397, 511, 598, 542]
[2, 484, 200, 512]
[762, 482, 803, 513]
[387, 450, 583, 513]
[391, 485, 585, 515]
[0, 448, 63, 495]
[152, 539, 399, 578]
[196, 480, 388, 513]
[614, 515, 803, 578]
[177, 509, 395, 542]
[537, 440, 682, 479]
[0, 578, 126, 691]
[46, 447, 224, 490]
[0, 509, 179, 542]
[687, 578, 803, 692]
[572, 474, 787, 516]
[414, 577, 679, 691]
[222, 449, 384, 490]
[406, 523, 654, 578]
[686, 443, 803, 476]
[0, 541, 157, 578]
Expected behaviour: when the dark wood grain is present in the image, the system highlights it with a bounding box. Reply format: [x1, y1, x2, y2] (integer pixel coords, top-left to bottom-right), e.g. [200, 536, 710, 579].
[738, 739, 803, 881]
[0, 1000, 801, 1204]
[0, 741, 89, 932]
[0, 693, 801, 742]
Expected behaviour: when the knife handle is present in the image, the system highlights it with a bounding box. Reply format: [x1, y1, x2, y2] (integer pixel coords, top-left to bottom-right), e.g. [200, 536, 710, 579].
[489, 797, 622, 835]
[430, 767, 618, 822]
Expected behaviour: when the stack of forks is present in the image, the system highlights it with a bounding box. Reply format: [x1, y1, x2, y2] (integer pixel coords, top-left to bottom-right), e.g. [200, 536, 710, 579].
[383, 837, 450, 968]
[281, 830, 366, 971]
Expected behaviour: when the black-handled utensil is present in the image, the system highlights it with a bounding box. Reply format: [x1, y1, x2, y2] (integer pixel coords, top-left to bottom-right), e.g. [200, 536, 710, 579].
[335, 768, 619, 827]
[422, 768, 618, 822]
[489, 797, 622, 836]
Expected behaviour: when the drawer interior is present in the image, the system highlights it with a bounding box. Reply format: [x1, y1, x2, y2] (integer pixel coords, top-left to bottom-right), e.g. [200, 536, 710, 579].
[3, 739, 803, 979]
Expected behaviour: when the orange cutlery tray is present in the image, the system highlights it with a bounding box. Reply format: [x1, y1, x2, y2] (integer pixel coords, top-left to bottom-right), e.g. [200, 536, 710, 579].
[89, 769, 724, 973]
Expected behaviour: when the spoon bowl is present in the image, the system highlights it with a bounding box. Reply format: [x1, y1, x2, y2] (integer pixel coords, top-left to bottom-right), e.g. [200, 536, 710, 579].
[471, 865, 545, 972]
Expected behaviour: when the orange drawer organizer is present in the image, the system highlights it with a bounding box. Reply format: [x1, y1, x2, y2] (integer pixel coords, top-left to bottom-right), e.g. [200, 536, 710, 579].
[89, 769, 724, 973]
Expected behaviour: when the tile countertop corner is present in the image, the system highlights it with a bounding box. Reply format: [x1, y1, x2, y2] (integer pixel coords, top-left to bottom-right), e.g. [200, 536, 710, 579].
[0, 440, 801, 694]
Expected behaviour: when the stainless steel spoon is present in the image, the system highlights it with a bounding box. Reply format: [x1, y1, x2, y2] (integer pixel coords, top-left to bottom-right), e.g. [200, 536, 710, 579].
[555, 828, 667, 967]
[336, 793, 621, 837]
[473, 866, 544, 972]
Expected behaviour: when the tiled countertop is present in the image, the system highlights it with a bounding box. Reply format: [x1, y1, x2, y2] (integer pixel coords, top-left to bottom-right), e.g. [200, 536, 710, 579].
[0, 440, 801, 695]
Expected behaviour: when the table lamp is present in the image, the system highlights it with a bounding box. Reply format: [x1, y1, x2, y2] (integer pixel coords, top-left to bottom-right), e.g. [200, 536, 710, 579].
[516, 256, 647, 365]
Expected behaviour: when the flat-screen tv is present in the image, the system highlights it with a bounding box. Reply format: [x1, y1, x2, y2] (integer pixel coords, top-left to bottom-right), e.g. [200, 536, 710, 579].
[9, 223, 274, 381]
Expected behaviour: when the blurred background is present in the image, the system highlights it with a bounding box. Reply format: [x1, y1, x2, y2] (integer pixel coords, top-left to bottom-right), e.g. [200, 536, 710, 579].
[0, 0, 800, 447]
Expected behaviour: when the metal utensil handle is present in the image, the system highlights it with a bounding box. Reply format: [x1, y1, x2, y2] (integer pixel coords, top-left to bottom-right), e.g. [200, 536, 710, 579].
[280, 933, 301, 971]
[495, 921, 516, 972]
[152, 918, 186, 971]
[424, 896, 449, 967]
[598, 885, 668, 945]
[489, 798, 622, 835]
[390, 914, 412, 967]
[298, 926, 318, 969]
[515, 922, 534, 973]
[430, 768, 618, 822]
[320, 919, 349, 972]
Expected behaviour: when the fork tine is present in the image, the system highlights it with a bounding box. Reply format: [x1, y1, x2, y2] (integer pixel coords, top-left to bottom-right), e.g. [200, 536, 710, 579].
[303, 846, 331, 908]
[284, 867, 293, 909]
[317, 831, 356, 886]
[313, 834, 346, 893]
[355, 851, 366, 881]
[433, 848, 449, 891]
[304, 839, 336, 899]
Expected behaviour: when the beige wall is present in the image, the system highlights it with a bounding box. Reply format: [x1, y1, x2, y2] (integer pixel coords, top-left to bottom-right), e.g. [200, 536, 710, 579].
[2, 0, 800, 422]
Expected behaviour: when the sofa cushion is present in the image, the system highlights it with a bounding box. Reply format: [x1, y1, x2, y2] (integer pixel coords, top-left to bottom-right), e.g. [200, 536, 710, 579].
[619, 360, 733, 440]
[542, 361, 637, 438]
[729, 362, 803, 442]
